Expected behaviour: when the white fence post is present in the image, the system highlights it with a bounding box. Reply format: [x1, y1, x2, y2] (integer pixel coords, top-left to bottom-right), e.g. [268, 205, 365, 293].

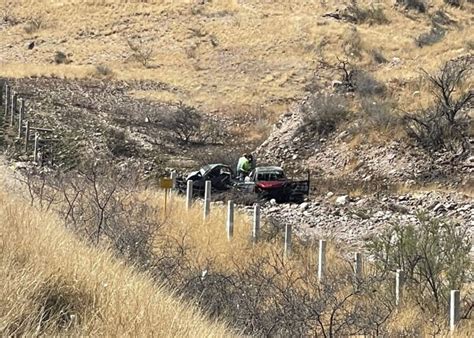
[17, 99, 24, 138]
[170, 171, 177, 189]
[318, 240, 326, 282]
[226, 200, 234, 240]
[186, 180, 193, 210]
[284, 224, 292, 257]
[203, 180, 211, 220]
[450, 290, 460, 332]
[354, 252, 363, 278]
[10, 92, 16, 126]
[33, 132, 39, 163]
[0, 82, 3, 105]
[395, 269, 404, 306]
[4, 85, 9, 117]
[24, 121, 30, 153]
[252, 203, 260, 244]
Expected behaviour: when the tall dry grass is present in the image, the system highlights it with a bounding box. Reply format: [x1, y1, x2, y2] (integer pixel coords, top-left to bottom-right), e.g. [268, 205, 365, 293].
[140, 190, 473, 336]
[1, 167, 472, 336]
[0, 185, 234, 336]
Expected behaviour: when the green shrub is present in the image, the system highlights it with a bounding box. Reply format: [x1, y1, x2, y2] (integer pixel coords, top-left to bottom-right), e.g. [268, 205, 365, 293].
[54, 51, 69, 64]
[301, 93, 350, 136]
[396, 0, 427, 13]
[366, 213, 472, 310]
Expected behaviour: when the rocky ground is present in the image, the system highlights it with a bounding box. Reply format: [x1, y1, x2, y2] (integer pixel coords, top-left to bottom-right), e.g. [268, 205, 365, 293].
[257, 106, 473, 185]
[260, 191, 473, 252]
[1, 76, 472, 256]
[254, 105, 473, 254]
[2, 77, 257, 174]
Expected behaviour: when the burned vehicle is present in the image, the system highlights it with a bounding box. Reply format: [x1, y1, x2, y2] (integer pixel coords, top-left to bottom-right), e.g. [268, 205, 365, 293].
[177, 164, 310, 203]
[177, 163, 233, 194]
[234, 166, 310, 203]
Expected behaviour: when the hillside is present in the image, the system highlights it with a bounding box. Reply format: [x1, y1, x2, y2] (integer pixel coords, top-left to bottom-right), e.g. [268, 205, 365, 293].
[0, 169, 233, 336]
[0, 1, 473, 335]
[1, 0, 472, 115]
[1, 161, 472, 336]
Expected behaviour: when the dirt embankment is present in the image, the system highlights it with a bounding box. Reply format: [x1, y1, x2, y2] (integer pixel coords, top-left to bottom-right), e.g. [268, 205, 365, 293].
[254, 106, 473, 251]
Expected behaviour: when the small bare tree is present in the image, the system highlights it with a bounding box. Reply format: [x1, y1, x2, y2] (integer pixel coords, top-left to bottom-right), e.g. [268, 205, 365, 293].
[404, 57, 473, 156]
[165, 102, 202, 144]
[127, 39, 154, 68]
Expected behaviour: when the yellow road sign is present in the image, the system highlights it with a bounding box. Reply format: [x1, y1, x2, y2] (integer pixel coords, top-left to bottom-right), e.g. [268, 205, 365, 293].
[160, 177, 173, 189]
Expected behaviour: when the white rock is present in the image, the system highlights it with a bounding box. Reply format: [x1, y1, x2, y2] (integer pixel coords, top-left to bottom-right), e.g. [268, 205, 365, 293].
[335, 195, 349, 206]
[270, 199, 277, 205]
[326, 192, 334, 198]
[299, 202, 309, 210]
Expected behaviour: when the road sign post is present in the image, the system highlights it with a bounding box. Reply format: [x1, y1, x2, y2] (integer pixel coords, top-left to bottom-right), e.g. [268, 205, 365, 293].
[159, 177, 173, 216]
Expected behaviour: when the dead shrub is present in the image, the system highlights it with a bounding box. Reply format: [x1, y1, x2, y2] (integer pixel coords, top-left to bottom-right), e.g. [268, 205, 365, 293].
[24, 15, 44, 34]
[371, 49, 388, 64]
[395, 0, 427, 12]
[342, 26, 363, 59]
[127, 39, 154, 68]
[352, 70, 387, 96]
[1, 4, 18, 25]
[404, 57, 473, 155]
[416, 24, 446, 47]
[301, 93, 350, 137]
[444, 0, 462, 6]
[95, 64, 113, 77]
[164, 102, 202, 144]
[105, 128, 140, 158]
[345, 1, 389, 25]
[359, 98, 401, 132]
[333, 59, 386, 97]
[163, 102, 227, 145]
[54, 51, 69, 64]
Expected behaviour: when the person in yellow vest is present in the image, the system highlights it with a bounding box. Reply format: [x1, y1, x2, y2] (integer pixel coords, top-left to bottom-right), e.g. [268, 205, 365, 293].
[236, 154, 253, 180]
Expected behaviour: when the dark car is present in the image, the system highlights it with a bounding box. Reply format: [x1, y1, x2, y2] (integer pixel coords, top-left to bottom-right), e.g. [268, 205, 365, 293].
[178, 163, 233, 194]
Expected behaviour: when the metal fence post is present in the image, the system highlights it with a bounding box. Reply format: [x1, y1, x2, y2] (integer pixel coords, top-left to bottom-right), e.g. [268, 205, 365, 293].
[354, 252, 363, 278]
[170, 171, 177, 189]
[226, 200, 234, 240]
[252, 203, 260, 244]
[186, 180, 193, 210]
[284, 224, 292, 257]
[395, 269, 404, 306]
[33, 132, 39, 162]
[24, 120, 30, 152]
[203, 180, 211, 220]
[0, 82, 4, 106]
[318, 240, 326, 282]
[450, 290, 460, 332]
[18, 99, 24, 138]
[10, 92, 16, 126]
[4, 85, 9, 117]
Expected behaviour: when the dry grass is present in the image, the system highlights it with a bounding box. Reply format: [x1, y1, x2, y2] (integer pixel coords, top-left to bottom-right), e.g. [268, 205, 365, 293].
[0, 0, 472, 117]
[138, 190, 472, 336]
[1, 168, 472, 335]
[0, 183, 234, 336]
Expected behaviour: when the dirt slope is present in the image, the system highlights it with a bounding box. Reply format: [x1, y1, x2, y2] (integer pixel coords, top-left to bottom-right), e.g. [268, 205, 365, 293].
[1, 0, 472, 116]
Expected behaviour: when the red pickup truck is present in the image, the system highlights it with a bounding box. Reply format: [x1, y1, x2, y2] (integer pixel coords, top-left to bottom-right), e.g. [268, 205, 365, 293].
[234, 166, 310, 203]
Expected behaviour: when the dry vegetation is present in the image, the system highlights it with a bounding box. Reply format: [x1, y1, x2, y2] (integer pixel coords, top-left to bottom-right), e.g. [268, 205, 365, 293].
[1, 0, 473, 335]
[0, 0, 472, 117]
[3, 164, 471, 336]
[0, 175, 233, 336]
